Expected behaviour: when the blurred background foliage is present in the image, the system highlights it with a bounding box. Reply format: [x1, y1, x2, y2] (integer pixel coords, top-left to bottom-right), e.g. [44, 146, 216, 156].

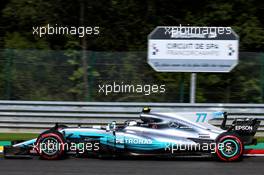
[0, 0, 264, 103]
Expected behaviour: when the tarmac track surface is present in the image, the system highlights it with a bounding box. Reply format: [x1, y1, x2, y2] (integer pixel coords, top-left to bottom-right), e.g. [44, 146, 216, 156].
[0, 157, 263, 175]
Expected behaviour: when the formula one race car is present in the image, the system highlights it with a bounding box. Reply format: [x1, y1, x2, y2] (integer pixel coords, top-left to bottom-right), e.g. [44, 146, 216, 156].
[4, 107, 260, 162]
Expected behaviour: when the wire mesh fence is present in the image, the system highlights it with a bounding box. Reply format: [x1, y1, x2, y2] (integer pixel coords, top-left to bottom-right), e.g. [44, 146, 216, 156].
[0, 49, 263, 103]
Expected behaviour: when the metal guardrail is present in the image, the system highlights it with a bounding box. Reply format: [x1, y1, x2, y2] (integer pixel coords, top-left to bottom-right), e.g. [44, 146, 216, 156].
[0, 100, 264, 135]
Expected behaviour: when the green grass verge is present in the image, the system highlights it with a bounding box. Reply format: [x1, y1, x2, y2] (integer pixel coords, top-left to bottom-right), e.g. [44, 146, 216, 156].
[0, 133, 38, 141]
[257, 137, 264, 143]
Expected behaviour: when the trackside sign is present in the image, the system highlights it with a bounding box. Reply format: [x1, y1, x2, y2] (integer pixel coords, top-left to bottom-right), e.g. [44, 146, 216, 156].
[148, 26, 239, 72]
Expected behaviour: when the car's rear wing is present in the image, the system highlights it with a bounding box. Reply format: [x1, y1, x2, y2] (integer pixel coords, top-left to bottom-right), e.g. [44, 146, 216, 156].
[221, 112, 260, 145]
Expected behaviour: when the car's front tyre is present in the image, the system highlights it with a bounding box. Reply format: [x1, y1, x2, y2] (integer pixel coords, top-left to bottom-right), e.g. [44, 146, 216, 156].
[35, 130, 66, 160]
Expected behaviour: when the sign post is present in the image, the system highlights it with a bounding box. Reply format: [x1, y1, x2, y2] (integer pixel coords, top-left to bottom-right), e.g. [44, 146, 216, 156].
[147, 26, 239, 102]
[190, 73, 196, 103]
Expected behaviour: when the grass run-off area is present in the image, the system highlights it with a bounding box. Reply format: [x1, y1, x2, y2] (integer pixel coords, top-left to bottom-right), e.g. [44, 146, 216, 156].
[0, 133, 38, 141]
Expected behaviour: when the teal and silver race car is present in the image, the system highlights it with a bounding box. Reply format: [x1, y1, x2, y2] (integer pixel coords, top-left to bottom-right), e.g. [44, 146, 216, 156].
[4, 107, 260, 161]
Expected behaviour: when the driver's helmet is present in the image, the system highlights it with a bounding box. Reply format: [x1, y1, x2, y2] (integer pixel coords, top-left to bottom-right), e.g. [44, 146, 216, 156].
[142, 107, 151, 113]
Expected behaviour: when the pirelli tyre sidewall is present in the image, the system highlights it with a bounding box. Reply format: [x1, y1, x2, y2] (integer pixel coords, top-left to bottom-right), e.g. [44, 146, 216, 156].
[35, 130, 66, 160]
[215, 133, 244, 162]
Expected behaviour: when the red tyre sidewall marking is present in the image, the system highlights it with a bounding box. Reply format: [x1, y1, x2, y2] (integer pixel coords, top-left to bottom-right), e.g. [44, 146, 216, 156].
[35, 133, 65, 160]
[216, 135, 243, 161]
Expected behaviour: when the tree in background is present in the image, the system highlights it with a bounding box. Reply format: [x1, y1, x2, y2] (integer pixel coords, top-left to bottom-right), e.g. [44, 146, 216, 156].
[0, 0, 263, 102]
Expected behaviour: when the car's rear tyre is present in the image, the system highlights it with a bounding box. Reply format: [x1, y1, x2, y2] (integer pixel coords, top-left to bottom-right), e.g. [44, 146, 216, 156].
[35, 130, 66, 160]
[215, 133, 244, 162]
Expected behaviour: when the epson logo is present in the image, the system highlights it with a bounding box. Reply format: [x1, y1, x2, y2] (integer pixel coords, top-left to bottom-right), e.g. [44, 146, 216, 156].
[235, 125, 253, 131]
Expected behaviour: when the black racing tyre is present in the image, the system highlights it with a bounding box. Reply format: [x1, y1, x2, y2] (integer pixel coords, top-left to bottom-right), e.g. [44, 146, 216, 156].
[35, 130, 66, 160]
[215, 133, 244, 162]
